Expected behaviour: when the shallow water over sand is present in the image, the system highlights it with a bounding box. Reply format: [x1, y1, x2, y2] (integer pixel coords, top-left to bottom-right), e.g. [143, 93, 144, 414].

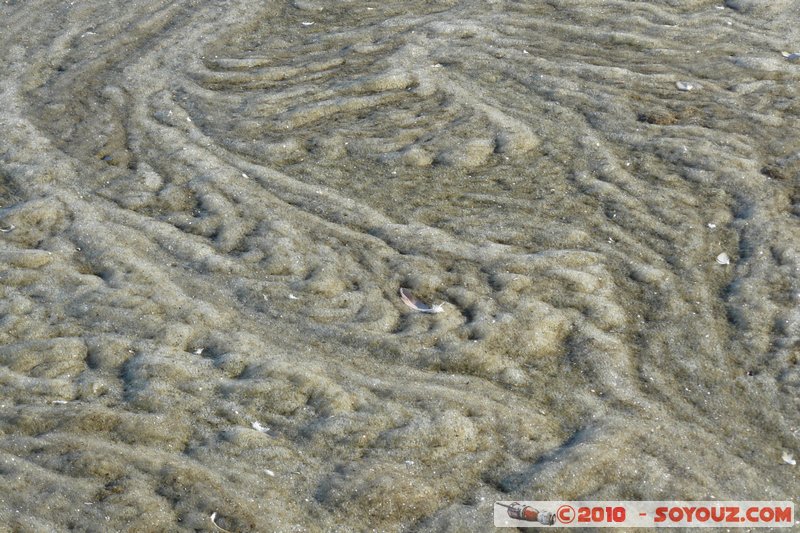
[1, 1, 799, 530]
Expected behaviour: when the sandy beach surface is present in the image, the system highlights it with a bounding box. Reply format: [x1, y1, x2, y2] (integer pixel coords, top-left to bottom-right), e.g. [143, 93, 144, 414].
[1, 0, 799, 531]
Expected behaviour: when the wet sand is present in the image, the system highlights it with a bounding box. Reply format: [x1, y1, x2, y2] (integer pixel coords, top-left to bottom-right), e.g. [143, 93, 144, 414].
[1, 1, 799, 531]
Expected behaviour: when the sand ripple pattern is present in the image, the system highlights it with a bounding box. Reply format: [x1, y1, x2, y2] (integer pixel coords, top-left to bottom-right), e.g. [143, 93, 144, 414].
[1, 0, 799, 530]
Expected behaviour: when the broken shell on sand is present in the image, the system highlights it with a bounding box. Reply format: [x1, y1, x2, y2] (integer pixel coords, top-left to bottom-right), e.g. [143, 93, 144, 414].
[399, 287, 445, 314]
[676, 80, 699, 91]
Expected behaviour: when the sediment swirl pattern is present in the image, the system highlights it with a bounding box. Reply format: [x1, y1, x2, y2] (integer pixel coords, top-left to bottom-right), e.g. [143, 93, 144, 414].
[1, 1, 798, 530]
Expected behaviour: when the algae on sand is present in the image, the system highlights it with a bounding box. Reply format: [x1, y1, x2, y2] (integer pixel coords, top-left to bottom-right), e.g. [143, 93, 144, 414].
[1, 0, 799, 530]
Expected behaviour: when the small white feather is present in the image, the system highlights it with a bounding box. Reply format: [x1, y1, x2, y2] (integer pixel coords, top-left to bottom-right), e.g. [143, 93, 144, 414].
[399, 288, 444, 314]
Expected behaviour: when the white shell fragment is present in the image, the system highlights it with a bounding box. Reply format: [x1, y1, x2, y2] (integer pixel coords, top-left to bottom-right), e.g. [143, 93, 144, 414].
[399, 288, 444, 314]
[676, 81, 697, 91]
[707, 223, 716, 229]
[716, 252, 730, 265]
[210, 512, 234, 533]
[251, 421, 269, 433]
[782, 451, 796, 466]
